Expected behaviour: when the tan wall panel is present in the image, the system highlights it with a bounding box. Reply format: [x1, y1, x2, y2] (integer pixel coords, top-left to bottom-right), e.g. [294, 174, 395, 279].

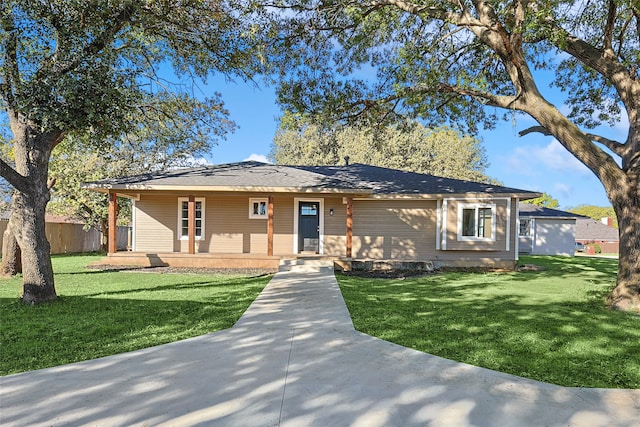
[206, 196, 265, 254]
[273, 196, 294, 255]
[132, 193, 517, 263]
[352, 200, 437, 259]
[323, 197, 346, 256]
[134, 195, 178, 252]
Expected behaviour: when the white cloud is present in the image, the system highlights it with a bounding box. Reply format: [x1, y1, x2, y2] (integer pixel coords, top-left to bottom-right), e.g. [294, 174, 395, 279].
[244, 153, 271, 163]
[504, 139, 590, 176]
[538, 140, 590, 174]
[552, 182, 573, 199]
[184, 156, 211, 167]
[167, 156, 211, 170]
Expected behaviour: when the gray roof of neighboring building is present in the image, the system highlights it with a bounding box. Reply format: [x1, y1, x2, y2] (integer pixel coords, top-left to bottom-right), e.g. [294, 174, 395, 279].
[84, 161, 540, 198]
[575, 218, 620, 241]
[518, 203, 586, 219]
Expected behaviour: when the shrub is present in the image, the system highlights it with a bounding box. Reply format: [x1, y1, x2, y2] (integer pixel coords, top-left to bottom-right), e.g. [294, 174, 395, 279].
[587, 243, 602, 254]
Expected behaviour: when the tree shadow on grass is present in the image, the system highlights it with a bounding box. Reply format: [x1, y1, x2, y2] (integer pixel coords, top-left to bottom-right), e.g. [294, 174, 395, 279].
[0, 278, 269, 375]
[337, 256, 639, 389]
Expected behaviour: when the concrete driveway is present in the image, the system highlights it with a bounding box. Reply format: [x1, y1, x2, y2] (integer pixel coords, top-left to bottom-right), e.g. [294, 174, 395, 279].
[1, 263, 638, 426]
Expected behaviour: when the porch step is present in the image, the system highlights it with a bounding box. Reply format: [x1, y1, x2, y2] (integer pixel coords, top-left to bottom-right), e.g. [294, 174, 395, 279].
[279, 258, 335, 273]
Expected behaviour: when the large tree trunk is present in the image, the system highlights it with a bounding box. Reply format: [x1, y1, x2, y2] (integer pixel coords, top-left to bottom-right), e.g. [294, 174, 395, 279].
[2, 114, 62, 304]
[519, 91, 640, 312]
[10, 190, 56, 304]
[1, 213, 22, 276]
[607, 183, 640, 312]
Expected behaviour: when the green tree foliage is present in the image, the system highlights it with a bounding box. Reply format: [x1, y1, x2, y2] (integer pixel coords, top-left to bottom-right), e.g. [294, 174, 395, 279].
[569, 205, 618, 228]
[271, 118, 493, 182]
[522, 193, 560, 209]
[265, 1, 640, 312]
[47, 93, 234, 248]
[0, 1, 269, 303]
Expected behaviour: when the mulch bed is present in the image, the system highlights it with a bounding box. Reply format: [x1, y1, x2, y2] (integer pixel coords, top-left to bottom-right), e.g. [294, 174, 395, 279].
[340, 269, 435, 279]
[87, 265, 277, 277]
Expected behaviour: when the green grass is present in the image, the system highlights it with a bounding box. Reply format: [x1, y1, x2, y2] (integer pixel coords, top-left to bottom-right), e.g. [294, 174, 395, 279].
[337, 256, 640, 389]
[0, 254, 271, 375]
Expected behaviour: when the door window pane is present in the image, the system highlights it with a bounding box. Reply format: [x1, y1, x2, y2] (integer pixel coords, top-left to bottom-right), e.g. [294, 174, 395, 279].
[301, 204, 317, 216]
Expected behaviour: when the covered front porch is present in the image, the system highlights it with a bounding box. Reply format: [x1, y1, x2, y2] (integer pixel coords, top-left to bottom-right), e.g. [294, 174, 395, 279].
[105, 191, 357, 261]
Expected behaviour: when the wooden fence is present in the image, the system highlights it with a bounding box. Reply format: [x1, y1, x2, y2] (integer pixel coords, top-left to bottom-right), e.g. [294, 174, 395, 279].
[0, 220, 129, 254]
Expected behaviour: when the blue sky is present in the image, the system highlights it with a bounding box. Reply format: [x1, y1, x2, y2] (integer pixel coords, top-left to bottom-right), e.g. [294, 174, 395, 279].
[201, 75, 623, 210]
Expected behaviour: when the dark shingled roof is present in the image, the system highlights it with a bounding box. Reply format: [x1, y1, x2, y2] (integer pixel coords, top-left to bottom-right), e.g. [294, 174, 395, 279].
[292, 164, 534, 195]
[518, 203, 586, 219]
[84, 161, 539, 197]
[85, 161, 348, 190]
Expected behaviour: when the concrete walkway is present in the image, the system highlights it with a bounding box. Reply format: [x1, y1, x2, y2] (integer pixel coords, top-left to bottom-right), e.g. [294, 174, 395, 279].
[1, 263, 639, 427]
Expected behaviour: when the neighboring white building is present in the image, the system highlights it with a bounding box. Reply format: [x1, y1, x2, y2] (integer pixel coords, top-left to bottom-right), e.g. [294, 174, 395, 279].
[518, 204, 585, 256]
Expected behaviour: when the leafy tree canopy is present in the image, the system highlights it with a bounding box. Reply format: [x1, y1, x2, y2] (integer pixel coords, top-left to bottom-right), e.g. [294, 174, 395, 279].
[522, 193, 560, 209]
[271, 116, 494, 182]
[47, 92, 228, 237]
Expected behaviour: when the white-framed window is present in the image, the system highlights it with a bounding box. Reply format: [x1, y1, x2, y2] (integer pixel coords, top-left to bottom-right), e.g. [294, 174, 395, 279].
[249, 198, 268, 219]
[178, 197, 205, 240]
[519, 219, 531, 237]
[458, 203, 496, 241]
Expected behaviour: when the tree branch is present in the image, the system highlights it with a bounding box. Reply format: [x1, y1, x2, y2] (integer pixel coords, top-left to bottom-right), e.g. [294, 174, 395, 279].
[37, 5, 135, 79]
[0, 158, 29, 194]
[556, 28, 639, 111]
[518, 125, 551, 137]
[586, 133, 625, 154]
[519, 126, 627, 168]
[0, 9, 19, 109]
[603, 0, 616, 53]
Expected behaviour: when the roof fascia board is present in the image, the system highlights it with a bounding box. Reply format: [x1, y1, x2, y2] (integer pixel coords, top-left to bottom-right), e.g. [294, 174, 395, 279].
[82, 183, 372, 195]
[355, 194, 533, 201]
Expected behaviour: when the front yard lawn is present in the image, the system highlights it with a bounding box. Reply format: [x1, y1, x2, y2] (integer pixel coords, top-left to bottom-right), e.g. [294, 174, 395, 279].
[337, 256, 639, 389]
[0, 254, 271, 375]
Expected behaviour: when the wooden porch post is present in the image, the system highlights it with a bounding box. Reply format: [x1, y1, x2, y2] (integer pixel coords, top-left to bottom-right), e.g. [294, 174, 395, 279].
[188, 195, 195, 255]
[267, 195, 274, 256]
[108, 192, 118, 254]
[346, 196, 353, 258]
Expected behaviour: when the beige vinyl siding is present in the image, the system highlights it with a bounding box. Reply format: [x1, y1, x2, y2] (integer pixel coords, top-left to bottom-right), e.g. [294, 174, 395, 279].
[323, 197, 347, 256]
[352, 200, 437, 260]
[273, 196, 294, 255]
[134, 195, 178, 252]
[203, 195, 266, 254]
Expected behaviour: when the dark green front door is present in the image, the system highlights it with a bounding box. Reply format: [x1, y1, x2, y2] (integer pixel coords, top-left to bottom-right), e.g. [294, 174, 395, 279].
[298, 202, 320, 253]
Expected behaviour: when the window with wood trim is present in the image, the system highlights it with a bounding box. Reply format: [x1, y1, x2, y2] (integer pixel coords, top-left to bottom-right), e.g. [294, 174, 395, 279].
[178, 197, 205, 240]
